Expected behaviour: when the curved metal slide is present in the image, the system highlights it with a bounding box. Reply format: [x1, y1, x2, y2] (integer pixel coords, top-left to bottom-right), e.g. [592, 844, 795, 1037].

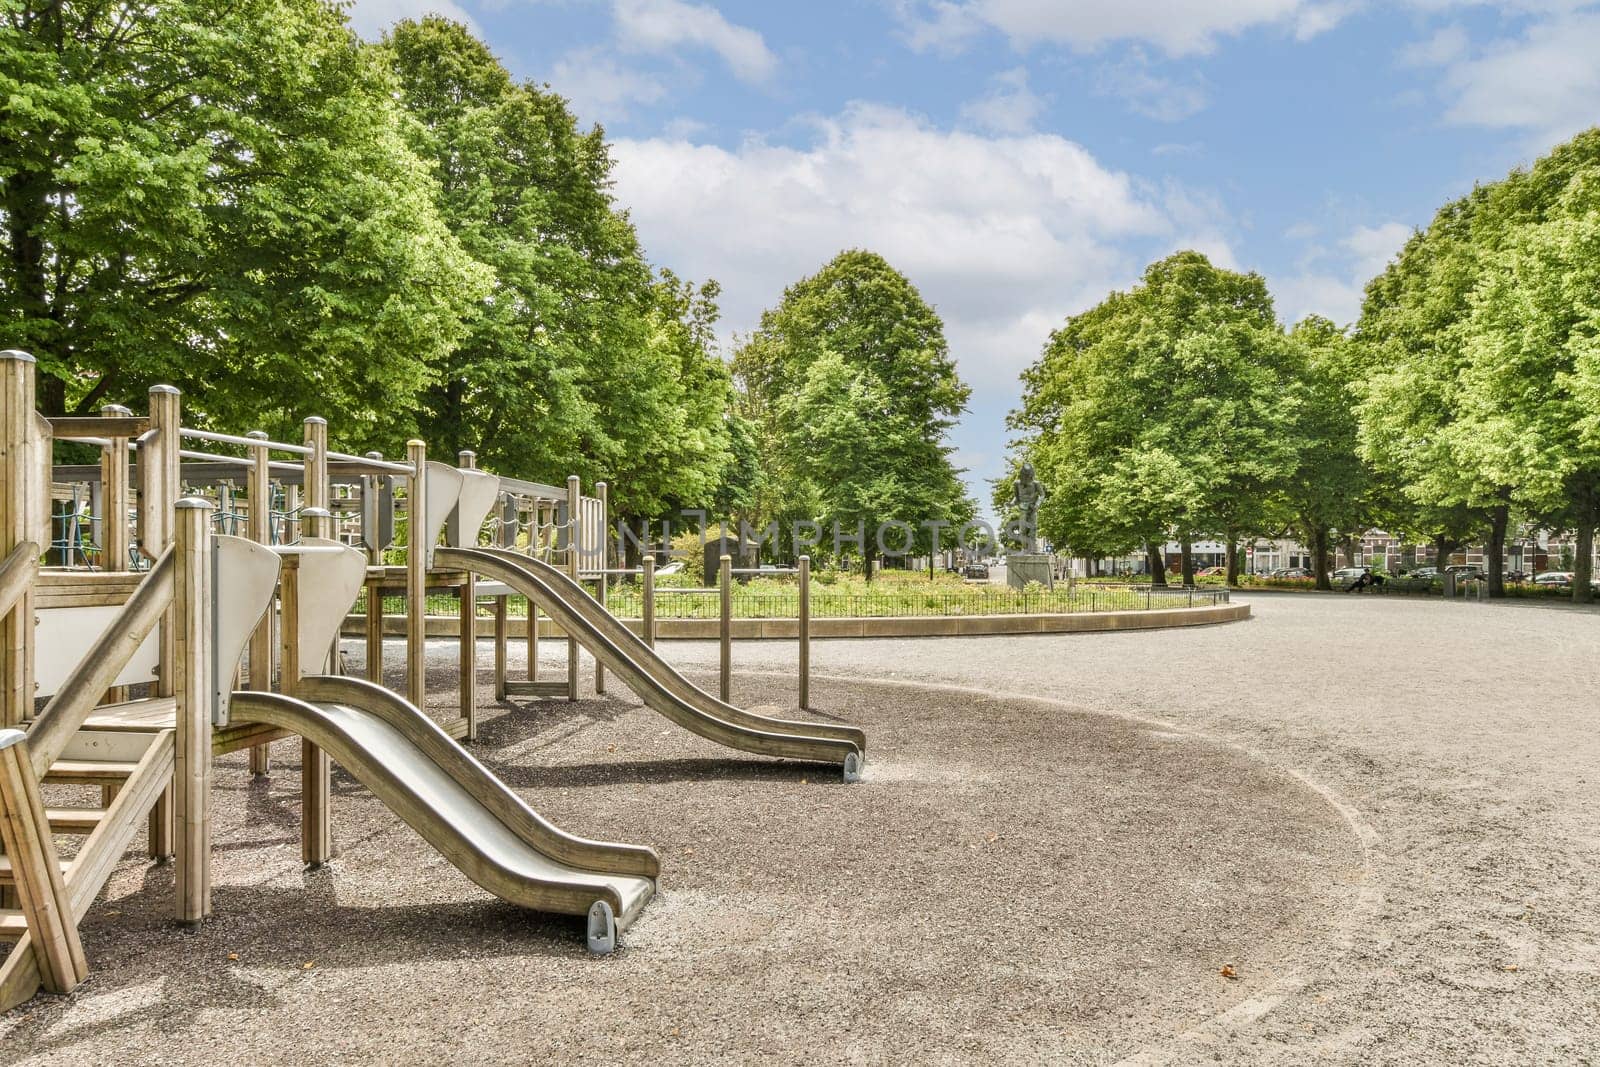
[433, 546, 866, 781]
[229, 675, 657, 952]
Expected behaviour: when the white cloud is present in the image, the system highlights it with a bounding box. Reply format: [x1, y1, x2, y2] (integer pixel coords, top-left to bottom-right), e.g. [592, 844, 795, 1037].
[959, 67, 1045, 133]
[1095, 49, 1208, 121]
[613, 0, 777, 82]
[344, 0, 479, 39]
[549, 47, 668, 122]
[1275, 220, 1411, 325]
[1398, 23, 1470, 66]
[1434, 11, 1600, 144]
[610, 104, 1236, 493]
[894, 0, 1352, 57]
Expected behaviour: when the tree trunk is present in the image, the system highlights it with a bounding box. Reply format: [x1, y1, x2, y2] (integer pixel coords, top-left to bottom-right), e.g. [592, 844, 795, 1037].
[1575, 521, 1594, 605]
[1486, 504, 1508, 597]
[864, 545, 876, 583]
[4, 166, 57, 410]
[1224, 532, 1240, 586]
[1180, 539, 1195, 586]
[1146, 543, 1167, 587]
[1312, 527, 1332, 591]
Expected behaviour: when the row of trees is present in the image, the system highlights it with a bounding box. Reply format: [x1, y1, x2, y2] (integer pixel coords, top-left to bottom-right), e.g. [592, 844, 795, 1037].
[1, 3, 735, 525]
[1007, 128, 1600, 600]
[3, 3, 973, 564]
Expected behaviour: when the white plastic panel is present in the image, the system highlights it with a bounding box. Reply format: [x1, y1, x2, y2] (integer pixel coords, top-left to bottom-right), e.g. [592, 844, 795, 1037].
[424, 462, 464, 565]
[276, 537, 366, 672]
[213, 534, 282, 722]
[450, 469, 501, 548]
[36, 606, 160, 697]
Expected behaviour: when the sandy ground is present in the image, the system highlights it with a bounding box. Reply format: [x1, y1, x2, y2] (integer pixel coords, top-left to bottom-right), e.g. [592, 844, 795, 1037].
[1, 592, 1593, 1063]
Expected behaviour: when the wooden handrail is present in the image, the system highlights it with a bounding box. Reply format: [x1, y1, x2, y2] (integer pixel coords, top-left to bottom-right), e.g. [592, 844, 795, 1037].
[0, 541, 38, 620]
[27, 548, 175, 779]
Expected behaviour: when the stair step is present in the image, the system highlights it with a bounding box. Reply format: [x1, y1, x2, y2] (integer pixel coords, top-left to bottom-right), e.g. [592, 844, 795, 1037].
[43, 758, 140, 784]
[0, 910, 25, 943]
[46, 808, 106, 834]
[504, 680, 571, 698]
[0, 856, 69, 887]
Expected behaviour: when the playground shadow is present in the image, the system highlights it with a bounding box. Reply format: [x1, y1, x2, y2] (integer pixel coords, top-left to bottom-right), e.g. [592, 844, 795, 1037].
[5, 884, 583, 1061]
[477, 755, 821, 790]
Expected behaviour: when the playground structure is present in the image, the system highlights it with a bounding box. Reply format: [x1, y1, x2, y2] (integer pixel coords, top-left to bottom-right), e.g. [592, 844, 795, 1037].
[0, 350, 865, 1012]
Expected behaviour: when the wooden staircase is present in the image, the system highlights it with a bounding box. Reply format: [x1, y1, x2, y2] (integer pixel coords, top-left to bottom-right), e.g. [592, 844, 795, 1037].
[0, 723, 174, 1012]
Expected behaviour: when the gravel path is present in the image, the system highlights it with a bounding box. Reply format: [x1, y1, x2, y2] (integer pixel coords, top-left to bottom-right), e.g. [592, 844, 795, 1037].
[2, 592, 1592, 1063]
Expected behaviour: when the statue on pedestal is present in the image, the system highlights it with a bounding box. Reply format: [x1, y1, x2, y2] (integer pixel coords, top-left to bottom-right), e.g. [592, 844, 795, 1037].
[1011, 463, 1045, 554]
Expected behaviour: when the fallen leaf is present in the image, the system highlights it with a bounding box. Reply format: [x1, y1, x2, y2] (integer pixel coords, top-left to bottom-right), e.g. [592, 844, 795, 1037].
[1219, 965, 1239, 980]
[1502, 964, 1519, 972]
[684, 847, 694, 855]
[799, 777, 808, 785]
[226, 953, 239, 962]
[302, 961, 316, 970]
[986, 833, 999, 843]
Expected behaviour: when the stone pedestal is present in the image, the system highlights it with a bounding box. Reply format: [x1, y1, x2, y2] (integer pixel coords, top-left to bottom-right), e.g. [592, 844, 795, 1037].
[1006, 553, 1054, 591]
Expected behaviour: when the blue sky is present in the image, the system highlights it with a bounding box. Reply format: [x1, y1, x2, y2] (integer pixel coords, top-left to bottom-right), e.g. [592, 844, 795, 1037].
[348, 0, 1600, 515]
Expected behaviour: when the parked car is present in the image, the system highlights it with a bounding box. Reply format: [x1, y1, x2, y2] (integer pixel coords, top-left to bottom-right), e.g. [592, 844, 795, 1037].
[962, 563, 990, 580]
[1332, 566, 1373, 590]
[1196, 566, 1226, 577]
[1534, 571, 1575, 586]
[1272, 567, 1314, 579]
[1408, 566, 1438, 580]
[1445, 564, 1485, 580]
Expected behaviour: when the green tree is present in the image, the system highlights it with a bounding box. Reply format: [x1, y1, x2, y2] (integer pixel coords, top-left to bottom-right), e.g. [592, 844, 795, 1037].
[735, 250, 972, 577]
[383, 18, 732, 525]
[1, 0, 483, 442]
[1010, 251, 1298, 586]
[1357, 129, 1600, 598]
[1282, 316, 1373, 588]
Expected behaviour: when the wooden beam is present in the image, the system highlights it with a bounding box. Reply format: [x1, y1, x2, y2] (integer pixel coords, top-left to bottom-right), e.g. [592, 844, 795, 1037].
[47, 415, 149, 439]
[0, 731, 87, 992]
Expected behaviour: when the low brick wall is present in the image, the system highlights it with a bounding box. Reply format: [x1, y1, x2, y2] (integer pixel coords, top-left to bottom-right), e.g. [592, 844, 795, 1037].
[340, 602, 1249, 640]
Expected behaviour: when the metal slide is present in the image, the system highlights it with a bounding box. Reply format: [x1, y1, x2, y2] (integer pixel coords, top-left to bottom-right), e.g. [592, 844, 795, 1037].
[229, 675, 657, 952]
[433, 546, 866, 781]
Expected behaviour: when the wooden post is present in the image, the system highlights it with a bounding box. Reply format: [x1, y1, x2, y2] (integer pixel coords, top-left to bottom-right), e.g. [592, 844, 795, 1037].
[642, 556, 656, 648]
[299, 420, 333, 864]
[365, 571, 383, 684]
[173, 498, 214, 925]
[0, 352, 38, 730]
[595, 480, 607, 696]
[246, 430, 273, 776]
[455, 450, 477, 736]
[458, 573, 476, 740]
[405, 440, 427, 709]
[0, 730, 87, 991]
[527, 501, 542, 683]
[798, 555, 811, 710]
[278, 553, 330, 867]
[362, 451, 386, 686]
[492, 592, 507, 701]
[566, 475, 580, 702]
[100, 405, 132, 573]
[302, 417, 329, 538]
[720, 554, 732, 704]
[145, 384, 180, 860]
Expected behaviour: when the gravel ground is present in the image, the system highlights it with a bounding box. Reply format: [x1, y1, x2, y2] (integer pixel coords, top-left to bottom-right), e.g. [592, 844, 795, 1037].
[0, 607, 1367, 1065]
[666, 593, 1600, 1063]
